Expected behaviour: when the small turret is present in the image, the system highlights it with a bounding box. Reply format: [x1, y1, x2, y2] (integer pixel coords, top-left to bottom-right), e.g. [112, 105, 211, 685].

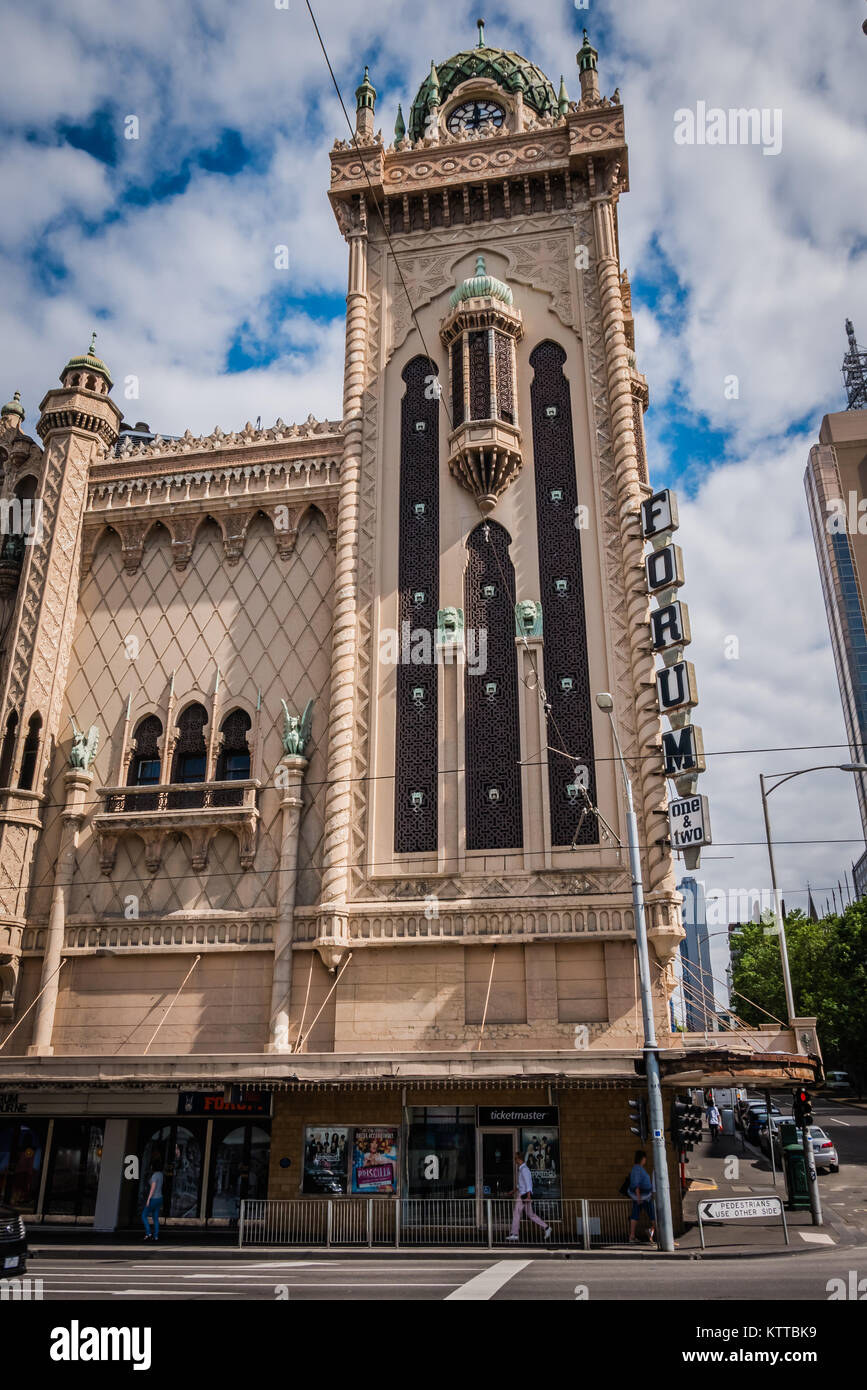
[355, 66, 376, 140]
[1, 390, 24, 423]
[577, 29, 600, 107]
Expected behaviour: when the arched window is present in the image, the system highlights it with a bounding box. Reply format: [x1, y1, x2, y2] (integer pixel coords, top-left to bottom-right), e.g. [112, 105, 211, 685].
[128, 715, 162, 786]
[0, 710, 18, 786]
[216, 709, 251, 780]
[171, 703, 208, 784]
[17, 712, 42, 791]
[464, 521, 523, 849]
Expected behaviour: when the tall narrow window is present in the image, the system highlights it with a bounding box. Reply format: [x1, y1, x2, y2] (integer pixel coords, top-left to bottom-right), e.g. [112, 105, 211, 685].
[394, 356, 440, 854]
[0, 710, 18, 787]
[216, 709, 251, 780]
[17, 713, 42, 791]
[169, 703, 208, 809]
[464, 521, 523, 850]
[529, 340, 597, 845]
[214, 708, 251, 807]
[127, 715, 162, 810]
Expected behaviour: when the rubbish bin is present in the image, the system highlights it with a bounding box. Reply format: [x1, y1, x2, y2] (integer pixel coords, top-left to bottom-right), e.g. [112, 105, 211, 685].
[783, 1142, 810, 1210]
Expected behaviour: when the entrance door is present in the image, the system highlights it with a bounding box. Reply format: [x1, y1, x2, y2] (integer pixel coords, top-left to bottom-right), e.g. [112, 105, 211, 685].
[480, 1130, 516, 1198]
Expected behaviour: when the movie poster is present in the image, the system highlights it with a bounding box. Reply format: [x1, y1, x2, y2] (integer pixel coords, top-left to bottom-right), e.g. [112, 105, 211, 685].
[520, 1127, 561, 1200]
[302, 1127, 349, 1194]
[351, 1126, 399, 1194]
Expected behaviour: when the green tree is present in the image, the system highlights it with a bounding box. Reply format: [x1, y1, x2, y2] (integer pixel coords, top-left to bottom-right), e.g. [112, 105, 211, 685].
[730, 904, 867, 1095]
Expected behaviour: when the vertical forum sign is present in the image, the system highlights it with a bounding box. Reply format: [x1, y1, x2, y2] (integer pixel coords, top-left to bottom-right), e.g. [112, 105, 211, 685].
[641, 490, 711, 871]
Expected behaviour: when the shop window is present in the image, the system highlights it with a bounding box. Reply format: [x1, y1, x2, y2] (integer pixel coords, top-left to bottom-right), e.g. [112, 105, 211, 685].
[17, 712, 42, 791]
[44, 1121, 104, 1218]
[208, 1122, 270, 1219]
[138, 1123, 204, 1220]
[0, 1119, 48, 1211]
[406, 1107, 476, 1200]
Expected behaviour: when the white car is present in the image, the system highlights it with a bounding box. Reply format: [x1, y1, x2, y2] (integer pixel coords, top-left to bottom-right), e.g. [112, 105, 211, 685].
[823, 1071, 852, 1095]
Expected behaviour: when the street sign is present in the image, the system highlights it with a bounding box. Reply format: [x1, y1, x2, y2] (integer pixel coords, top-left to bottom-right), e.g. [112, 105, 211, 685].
[697, 1195, 788, 1248]
[698, 1197, 782, 1220]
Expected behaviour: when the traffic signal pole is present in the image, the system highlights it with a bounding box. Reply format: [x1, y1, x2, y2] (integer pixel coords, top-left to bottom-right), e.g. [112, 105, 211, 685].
[617, 732, 675, 1252]
[794, 1090, 823, 1226]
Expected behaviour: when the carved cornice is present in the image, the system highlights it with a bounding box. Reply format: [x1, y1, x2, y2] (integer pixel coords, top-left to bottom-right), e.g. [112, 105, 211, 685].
[329, 107, 626, 203]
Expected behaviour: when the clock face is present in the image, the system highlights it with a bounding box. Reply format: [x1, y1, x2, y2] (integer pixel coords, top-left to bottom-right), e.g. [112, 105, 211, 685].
[447, 100, 505, 134]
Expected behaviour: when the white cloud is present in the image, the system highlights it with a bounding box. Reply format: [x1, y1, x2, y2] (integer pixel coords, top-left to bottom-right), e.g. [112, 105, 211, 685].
[2, 0, 865, 956]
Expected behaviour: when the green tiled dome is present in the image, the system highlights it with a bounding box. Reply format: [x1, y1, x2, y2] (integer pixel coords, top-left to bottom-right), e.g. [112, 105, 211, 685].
[62, 331, 112, 388]
[449, 255, 513, 310]
[1, 390, 24, 421]
[408, 26, 556, 142]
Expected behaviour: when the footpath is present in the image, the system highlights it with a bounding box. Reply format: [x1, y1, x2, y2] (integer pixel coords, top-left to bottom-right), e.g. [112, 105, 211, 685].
[25, 1126, 856, 1262]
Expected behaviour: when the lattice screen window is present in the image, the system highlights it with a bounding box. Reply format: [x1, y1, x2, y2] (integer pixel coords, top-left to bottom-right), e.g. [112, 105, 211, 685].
[464, 521, 523, 850]
[394, 356, 440, 854]
[468, 330, 491, 420]
[451, 340, 465, 426]
[494, 330, 514, 423]
[169, 702, 208, 809]
[529, 340, 598, 846]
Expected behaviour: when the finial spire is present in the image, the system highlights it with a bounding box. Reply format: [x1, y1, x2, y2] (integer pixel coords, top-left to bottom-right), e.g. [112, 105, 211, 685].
[477, 17, 485, 48]
[395, 102, 406, 141]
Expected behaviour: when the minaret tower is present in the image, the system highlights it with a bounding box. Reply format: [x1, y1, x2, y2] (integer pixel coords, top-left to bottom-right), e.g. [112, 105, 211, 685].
[0, 335, 121, 1017]
[324, 25, 682, 1030]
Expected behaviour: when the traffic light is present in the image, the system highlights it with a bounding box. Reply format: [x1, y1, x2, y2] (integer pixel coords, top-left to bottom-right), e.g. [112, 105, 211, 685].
[792, 1087, 813, 1126]
[628, 1097, 648, 1141]
[671, 1097, 703, 1153]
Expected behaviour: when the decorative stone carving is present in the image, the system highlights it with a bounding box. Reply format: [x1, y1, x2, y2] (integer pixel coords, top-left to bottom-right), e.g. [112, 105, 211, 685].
[69, 718, 99, 770]
[436, 606, 464, 645]
[280, 698, 315, 756]
[515, 599, 542, 638]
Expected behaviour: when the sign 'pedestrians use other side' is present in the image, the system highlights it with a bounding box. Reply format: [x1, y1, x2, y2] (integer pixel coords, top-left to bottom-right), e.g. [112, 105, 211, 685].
[697, 1195, 788, 1248]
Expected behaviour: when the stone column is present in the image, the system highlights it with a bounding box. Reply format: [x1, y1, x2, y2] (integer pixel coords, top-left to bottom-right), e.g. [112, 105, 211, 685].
[591, 161, 680, 965]
[27, 766, 92, 1055]
[317, 201, 368, 969]
[268, 753, 308, 1051]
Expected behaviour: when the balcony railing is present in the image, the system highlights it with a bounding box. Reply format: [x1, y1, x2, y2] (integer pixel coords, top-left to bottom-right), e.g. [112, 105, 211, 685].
[102, 779, 256, 814]
[93, 779, 260, 873]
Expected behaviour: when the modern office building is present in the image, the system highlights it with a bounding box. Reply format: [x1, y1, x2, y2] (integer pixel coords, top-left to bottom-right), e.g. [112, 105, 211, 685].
[804, 321, 867, 898]
[677, 878, 716, 1031]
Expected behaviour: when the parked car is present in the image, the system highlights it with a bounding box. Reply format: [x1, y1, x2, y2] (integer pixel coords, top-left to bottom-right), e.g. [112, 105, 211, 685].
[0, 1204, 28, 1275]
[806, 1127, 839, 1173]
[823, 1071, 852, 1095]
[742, 1100, 781, 1144]
[766, 1122, 839, 1172]
[758, 1114, 791, 1157]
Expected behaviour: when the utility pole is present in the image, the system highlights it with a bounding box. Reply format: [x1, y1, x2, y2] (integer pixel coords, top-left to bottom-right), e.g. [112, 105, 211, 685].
[597, 694, 675, 1252]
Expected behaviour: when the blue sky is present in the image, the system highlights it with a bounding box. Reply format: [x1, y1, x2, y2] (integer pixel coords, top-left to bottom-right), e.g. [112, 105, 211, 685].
[3, 0, 867, 994]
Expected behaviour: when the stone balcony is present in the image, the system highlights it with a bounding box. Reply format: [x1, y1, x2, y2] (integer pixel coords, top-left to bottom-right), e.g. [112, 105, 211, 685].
[446, 417, 523, 513]
[93, 779, 260, 874]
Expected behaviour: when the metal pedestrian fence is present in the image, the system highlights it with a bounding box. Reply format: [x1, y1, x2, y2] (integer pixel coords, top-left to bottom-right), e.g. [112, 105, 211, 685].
[238, 1197, 632, 1249]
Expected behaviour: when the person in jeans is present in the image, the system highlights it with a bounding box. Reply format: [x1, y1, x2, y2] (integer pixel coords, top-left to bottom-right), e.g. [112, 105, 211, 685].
[628, 1150, 655, 1245]
[506, 1150, 551, 1243]
[706, 1102, 722, 1144]
[142, 1163, 164, 1242]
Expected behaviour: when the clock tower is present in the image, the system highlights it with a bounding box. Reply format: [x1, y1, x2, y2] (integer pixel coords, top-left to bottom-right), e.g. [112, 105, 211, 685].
[321, 23, 683, 1040]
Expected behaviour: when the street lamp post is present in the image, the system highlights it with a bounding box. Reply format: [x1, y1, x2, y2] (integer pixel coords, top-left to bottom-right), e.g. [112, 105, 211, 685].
[596, 692, 675, 1254]
[759, 763, 867, 1023]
